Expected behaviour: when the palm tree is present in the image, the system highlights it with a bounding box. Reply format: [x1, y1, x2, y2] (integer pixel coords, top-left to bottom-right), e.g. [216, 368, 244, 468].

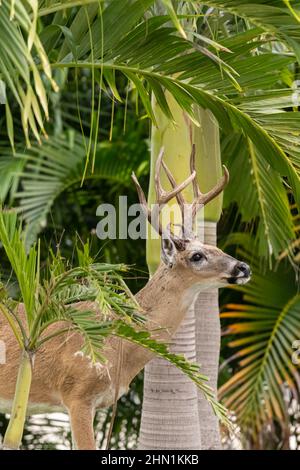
[193, 107, 224, 449]
[1, 0, 300, 449]
[139, 93, 202, 449]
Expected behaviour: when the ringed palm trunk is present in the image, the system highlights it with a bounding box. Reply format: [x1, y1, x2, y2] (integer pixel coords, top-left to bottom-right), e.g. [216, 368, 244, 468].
[195, 223, 221, 449]
[138, 99, 224, 449]
[138, 94, 201, 450]
[193, 107, 223, 449]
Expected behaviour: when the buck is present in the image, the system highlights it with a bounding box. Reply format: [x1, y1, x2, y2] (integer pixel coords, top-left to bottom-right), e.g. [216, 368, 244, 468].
[0, 148, 251, 450]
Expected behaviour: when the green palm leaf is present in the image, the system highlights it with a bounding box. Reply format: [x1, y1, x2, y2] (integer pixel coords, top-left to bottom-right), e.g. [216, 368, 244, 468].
[222, 134, 295, 258]
[220, 251, 300, 440]
[1, 1, 300, 217]
[0, 0, 58, 146]
[42, 6, 300, 209]
[8, 130, 148, 242]
[0, 152, 24, 203]
[198, 0, 300, 45]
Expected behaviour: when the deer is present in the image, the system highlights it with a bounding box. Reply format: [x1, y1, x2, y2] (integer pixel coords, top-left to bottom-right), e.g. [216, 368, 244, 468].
[0, 147, 251, 450]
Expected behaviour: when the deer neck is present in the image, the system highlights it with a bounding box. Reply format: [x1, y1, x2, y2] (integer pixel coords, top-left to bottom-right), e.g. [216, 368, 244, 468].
[136, 263, 199, 338]
[119, 263, 203, 386]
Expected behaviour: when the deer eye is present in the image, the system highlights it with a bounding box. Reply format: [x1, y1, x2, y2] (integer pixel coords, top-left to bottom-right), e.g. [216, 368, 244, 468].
[190, 252, 205, 263]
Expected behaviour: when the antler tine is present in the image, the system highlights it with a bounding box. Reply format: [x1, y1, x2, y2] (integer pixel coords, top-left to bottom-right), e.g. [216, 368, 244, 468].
[163, 170, 196, 204]
[201, 165, 229, 205]
[191, 165, 229, 218]
[131, 172, 150, 218]
[154, 147, 166, 201]
[131, 172, 163, 235]
[162, 160, 198, 240]
[189, 144, 201, 199]
[161, 160, 186, 212]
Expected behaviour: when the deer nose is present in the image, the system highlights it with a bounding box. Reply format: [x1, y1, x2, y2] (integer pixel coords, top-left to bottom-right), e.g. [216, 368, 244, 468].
[235, 262, 251, 278]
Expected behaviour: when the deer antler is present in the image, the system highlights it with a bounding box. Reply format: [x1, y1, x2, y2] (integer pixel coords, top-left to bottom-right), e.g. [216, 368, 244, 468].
[132, 148, 196, 245]
[189, 144, 229, 219]
[161, 145, 229, 237]
[132, 145, 229, 246]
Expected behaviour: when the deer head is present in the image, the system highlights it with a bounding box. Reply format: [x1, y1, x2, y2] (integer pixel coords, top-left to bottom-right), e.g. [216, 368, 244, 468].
[132, 145, 251, 289]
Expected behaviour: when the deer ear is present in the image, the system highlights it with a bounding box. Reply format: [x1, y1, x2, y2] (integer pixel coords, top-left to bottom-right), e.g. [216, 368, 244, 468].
[161, 237, 177, 268]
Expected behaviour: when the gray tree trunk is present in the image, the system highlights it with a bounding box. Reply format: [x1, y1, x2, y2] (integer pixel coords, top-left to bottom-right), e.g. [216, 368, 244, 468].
[195, 221, 222, 449]
[138, 307, 201, 449]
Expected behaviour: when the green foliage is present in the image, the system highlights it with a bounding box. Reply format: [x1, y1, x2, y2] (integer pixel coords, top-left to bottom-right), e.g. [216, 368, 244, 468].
[0, 209, 39, 328]
[222, 134, 295, 258]
[196, 0, 300, 46]
[115, 322, 230, 425]
[0, 0, 58, 146]
[0, 209, 139, 358]
[1, 0, 300, 264]
[47, 14, 300, 216]
[0, 153, 24, 204]
[12, 129, 148, 244]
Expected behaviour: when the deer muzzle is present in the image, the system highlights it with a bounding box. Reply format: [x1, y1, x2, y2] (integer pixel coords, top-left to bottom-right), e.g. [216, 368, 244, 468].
[228, 262, 251, 285]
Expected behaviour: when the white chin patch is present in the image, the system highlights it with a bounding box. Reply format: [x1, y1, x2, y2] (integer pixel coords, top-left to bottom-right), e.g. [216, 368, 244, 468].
[235, 277, 250, 285]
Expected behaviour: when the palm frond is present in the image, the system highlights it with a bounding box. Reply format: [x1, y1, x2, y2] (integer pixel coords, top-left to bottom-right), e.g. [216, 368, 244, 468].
[222, 134, 295, 259]
[220, 251, 300, 440]
[0, 0, 57, 146]
[42, 7, 300, 211]
[0, 152, 24, 203]
[1, 1, 300, 224]
[0, 209, 39, 326]
[115, 321, 230, 426]
[199, 0, 300, 46]
[5, 131, 147, 242]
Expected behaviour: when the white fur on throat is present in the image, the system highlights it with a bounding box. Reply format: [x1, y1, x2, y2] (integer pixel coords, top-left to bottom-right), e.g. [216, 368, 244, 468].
[180, 282, 213, 312]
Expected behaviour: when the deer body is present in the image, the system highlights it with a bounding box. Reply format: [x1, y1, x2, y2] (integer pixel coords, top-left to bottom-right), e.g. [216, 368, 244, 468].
[0, 252, 249, 449]
[1, 264, 189, 412]
[0, 148, 251, 449]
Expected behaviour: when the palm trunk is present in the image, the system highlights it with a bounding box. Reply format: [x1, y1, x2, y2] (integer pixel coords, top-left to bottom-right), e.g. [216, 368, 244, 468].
[138, 99, 224, 449]
[193, 108, 223, 449]
[138, 94, 201, 449]
[195, 223, 222, 449]
[138, 306, 201, 449]
[3, 350, 32, 450]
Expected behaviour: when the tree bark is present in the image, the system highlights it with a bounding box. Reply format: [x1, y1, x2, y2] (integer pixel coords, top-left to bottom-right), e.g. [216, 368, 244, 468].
[192, 107, 223, 449]
[195, 222, 222, 449]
